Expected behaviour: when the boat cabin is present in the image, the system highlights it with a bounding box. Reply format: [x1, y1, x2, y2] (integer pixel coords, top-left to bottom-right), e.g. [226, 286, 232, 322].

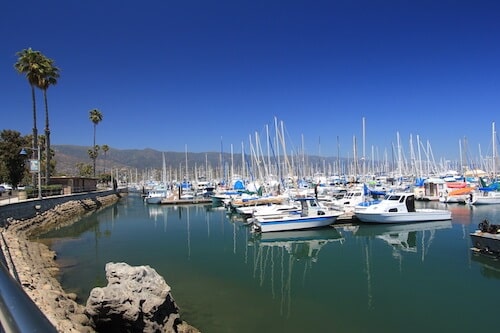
[385, 193, 416, 213]
[298, 197, 326, 216]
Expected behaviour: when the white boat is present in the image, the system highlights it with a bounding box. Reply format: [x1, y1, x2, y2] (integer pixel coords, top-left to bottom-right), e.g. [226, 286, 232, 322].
[231, 194, 287, 211]
[354, 192, 452, 224]
[145, 152, 170, 204]
[327, 185, 365, 212]
[235, 196, 299, 216]
[241, 202, 301, 219]
[251, 197, 343, 233]
[470, 190, 500, 205]
[470, 122, 500, 205]
[144, 187, 169, 204]
[470, 219, 500, 255]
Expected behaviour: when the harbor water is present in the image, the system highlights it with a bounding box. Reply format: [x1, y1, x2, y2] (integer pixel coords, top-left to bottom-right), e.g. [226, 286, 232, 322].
[36, 193, 500, 333]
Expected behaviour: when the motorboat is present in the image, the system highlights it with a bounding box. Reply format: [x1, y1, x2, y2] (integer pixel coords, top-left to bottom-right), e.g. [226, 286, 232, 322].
[326, 185, 365, 212]
[354, 192, 452, 224]
[232, 195, 290, 214]
[237, 196, 300, 217]
[470, 219, 500, 255]
[144, 187, 170, 204]
[470, 190, 500, 205]
[251, 197, 343, 233]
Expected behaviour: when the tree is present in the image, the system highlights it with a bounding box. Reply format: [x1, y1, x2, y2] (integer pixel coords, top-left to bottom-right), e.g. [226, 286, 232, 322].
[76, 162, 93, 177]
[0, 130, 31, 187]
[89, 109, 103, 177]
[102, 144, 109, 174]
[14, 48, 59, 185]
[39, 57, 60, 185]
[14, 48, 46, 162]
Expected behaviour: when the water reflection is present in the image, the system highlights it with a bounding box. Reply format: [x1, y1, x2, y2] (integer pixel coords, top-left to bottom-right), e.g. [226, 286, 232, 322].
[470, 252, 500, 280]
[248, 227, 344, 317]
[353, 220, 453, 259]
[349, 220, 452, 309]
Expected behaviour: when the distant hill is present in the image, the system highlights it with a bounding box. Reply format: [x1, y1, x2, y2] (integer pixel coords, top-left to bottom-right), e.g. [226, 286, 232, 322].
[53, 145, 224, 176]
[52, 145, 342, 178]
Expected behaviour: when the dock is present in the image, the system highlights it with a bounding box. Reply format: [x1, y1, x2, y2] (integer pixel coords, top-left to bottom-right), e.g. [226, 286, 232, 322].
[160, 197, 212, 205]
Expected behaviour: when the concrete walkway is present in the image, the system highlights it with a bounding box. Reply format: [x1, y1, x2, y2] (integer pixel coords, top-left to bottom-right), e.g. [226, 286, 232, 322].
[0, 195, 19, 206]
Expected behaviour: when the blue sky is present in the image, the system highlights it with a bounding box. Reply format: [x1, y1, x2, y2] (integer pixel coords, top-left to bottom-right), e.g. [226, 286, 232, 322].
[1, 0, 499, 162]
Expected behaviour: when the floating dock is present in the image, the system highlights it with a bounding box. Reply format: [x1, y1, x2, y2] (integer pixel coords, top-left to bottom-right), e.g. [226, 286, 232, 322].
[160, 198, 212, 205]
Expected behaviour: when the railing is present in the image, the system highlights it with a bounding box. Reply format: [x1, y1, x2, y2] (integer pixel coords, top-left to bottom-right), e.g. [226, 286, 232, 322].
[0, 237, 58, 333]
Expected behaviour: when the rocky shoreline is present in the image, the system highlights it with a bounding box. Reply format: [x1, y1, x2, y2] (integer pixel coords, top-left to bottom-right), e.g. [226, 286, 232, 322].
[0, 194, 200, 333]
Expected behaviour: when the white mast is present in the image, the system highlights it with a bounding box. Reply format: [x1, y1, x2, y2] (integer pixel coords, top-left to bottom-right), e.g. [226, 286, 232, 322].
[362, 117, 366, 183]
[493, 122, 497, 179]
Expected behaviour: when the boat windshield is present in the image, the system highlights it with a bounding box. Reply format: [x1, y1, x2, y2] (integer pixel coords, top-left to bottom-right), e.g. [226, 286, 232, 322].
[386, 194, 401, 201]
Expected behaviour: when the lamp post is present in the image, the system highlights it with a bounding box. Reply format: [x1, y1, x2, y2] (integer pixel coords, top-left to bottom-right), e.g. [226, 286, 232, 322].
[19, 146, 42, 199]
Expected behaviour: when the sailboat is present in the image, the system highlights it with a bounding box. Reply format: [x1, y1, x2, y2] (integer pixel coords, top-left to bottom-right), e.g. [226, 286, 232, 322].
[471, 122, 500, 205]
[144, 152, 170, 204]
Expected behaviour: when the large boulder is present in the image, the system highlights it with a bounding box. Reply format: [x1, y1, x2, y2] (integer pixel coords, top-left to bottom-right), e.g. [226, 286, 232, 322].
[85, 262, 194, 333]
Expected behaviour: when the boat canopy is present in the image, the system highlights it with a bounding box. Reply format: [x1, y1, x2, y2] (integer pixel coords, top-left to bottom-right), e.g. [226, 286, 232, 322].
[233, 179, 245, 190]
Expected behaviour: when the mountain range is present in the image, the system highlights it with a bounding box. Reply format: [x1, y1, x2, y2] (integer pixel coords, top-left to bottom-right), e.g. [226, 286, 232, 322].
[52, 145, 339, 178]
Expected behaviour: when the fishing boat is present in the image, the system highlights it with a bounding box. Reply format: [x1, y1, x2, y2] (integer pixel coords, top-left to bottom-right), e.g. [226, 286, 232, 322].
[251, 197, 343, 233]
[354, 192, 452, 224]
[470, 219, 500, 255]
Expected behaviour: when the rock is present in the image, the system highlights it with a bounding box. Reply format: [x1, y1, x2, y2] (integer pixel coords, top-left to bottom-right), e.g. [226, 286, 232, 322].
[86, 262, 190, 333]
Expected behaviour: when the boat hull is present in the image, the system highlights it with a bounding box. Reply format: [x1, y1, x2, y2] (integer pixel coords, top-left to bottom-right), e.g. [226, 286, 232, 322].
[253, 213, 340, 232]
[145, 196, 163, 204]
[355, 209, 452, 224]
[471, 197, 500, 205]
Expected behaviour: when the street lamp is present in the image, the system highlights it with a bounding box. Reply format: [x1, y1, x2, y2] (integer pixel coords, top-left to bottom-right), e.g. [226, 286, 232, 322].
[19, 147, 42, 199]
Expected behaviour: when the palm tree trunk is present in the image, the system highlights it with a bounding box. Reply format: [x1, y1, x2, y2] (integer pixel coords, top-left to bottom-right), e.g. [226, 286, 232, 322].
[44, 89, 50, 185]
[93, 124, 97, 177]
[31, 84, 38, 186]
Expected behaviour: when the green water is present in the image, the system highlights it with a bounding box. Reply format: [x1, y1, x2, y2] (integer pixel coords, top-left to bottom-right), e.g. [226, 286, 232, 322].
[36, 193, 500, 333]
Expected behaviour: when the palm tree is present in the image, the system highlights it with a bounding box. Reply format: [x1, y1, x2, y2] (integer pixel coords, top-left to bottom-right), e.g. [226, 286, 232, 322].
[39, 58, 60, 185]
[89, 109, 103, 177]
[14, 48, 46, 162]
[102, 144, 110, 174]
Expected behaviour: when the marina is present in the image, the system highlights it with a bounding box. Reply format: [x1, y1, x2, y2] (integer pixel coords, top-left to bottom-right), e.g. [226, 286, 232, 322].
[35, 192, 500, 333]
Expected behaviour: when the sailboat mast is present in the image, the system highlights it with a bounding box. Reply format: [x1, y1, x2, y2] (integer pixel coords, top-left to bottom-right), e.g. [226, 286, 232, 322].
[362, 117, 366, 183]
[493, 122, 497, 179]
[185, 144, 188, 181]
